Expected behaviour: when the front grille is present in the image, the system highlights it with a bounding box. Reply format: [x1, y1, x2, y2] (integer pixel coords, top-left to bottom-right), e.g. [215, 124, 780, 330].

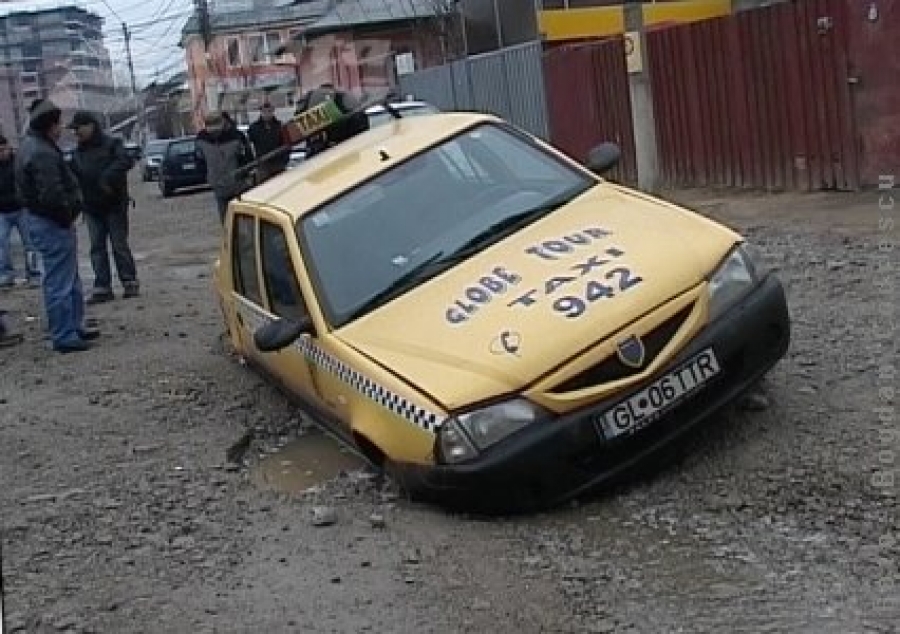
[553, 304, 693, 393]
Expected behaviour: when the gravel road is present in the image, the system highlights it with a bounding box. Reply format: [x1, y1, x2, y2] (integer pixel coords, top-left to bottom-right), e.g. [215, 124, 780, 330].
[1, 177, 897, 633]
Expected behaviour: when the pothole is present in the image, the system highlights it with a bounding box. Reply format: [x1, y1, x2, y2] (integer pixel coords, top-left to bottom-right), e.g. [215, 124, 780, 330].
[250, 430, 367, 494]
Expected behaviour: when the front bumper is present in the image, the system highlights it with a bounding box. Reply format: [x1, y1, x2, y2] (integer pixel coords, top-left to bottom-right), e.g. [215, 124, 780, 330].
[394, 274, 791, 514]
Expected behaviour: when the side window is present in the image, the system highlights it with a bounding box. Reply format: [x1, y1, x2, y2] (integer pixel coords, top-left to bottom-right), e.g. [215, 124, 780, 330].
[260, 220, 308, 322]
[232, 214, 263, 305]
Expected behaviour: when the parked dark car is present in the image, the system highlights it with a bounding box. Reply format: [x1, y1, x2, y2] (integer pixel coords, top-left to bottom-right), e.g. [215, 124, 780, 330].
[141, 138, 171, 182]
[159, 136, 207, 197]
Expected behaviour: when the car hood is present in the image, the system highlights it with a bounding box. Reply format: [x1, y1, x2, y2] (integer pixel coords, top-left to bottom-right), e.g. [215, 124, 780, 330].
[336, 184, 740, 411]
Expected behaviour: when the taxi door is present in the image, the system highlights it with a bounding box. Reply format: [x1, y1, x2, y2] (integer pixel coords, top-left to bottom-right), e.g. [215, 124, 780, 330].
[229, 208, 319, 404]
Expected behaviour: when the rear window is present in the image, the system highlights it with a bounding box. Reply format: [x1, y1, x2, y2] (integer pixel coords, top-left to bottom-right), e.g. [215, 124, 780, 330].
[146, 141, 168, 154]
[168, 140, 196, 156]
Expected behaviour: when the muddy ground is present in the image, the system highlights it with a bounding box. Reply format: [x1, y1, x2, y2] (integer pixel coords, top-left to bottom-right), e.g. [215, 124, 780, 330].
[1, 176, 897, 633]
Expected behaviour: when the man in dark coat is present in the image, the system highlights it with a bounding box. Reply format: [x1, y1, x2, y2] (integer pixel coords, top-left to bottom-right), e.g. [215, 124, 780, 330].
[196, 111, 253, 224]
[68, 111, 139, 303]
[0, 134, 41, 287]
[15, 99, 98, 353]
[247, 102, 289, 182]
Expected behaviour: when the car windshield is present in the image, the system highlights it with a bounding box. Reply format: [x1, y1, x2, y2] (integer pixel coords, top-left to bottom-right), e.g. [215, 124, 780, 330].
[367, 104, 438, 128]
[298, 123, 595, 326]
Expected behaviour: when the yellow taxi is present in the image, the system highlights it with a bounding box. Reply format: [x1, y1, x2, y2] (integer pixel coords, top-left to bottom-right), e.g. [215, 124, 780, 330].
[213, 107, 790, 513]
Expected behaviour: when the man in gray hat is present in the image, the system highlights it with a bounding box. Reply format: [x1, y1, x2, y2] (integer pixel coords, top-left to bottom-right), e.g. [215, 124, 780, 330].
[196, 111, 253, 224]
[15, 98, 99, 353]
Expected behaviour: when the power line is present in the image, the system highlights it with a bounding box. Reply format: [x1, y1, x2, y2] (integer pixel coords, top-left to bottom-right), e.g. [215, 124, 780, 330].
[95, 0, 125, 24]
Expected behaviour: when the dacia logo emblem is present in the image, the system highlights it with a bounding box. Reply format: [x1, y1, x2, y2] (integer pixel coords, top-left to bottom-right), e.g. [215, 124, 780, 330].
[616, 335, 645, 369]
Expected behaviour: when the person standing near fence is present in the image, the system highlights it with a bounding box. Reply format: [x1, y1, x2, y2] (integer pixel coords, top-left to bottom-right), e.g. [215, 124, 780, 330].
[68, 111, 140, 304]
[0, 135, 41, 288]
[15, 98, 99, 354]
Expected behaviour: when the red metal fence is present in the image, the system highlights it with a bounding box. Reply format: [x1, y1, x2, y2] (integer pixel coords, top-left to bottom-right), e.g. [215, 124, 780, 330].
[543, 38, 638, 185]
[647, 0, 859, 191]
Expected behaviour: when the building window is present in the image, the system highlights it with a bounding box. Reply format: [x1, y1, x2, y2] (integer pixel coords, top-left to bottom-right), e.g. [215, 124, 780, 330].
[266, 32, 282, 60]
[248, 34, 265, 64]
[248, 32, 283, 65]
[227, 37, 242, 67]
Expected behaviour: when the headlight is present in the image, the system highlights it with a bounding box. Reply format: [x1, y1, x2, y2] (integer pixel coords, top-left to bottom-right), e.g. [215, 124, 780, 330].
[437, 399, 549, 464]
[707, 245, 759, 321]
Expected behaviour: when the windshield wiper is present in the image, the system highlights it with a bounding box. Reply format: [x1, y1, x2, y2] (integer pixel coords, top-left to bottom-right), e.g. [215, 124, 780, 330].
[345, 251, 447, 321]
[342, 186, 590, 322]
[446, 187, 590, 262]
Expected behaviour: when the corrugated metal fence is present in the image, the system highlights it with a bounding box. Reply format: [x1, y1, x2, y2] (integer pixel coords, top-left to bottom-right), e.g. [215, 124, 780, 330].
[543, 38, 637, 185]
[399, 41, 550, 140]
[647, 0, 859, 191]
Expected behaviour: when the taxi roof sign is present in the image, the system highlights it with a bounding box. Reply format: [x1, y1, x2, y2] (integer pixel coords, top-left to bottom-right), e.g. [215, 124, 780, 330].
[284, 99, 345, 144]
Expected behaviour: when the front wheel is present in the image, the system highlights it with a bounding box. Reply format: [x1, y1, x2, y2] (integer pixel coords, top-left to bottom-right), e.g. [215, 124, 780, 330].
[160, 183, 173, 198]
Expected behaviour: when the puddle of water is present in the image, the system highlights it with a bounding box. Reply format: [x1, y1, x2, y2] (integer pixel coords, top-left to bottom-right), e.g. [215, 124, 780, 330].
[251, 431, 366, 494]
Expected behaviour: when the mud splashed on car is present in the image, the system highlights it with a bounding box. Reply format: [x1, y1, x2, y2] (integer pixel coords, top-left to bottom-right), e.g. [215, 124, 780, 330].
[250, 431, 367, 494]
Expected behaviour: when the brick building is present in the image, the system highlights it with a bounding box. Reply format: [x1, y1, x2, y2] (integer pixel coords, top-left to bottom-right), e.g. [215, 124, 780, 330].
[180, 0, 446, 129]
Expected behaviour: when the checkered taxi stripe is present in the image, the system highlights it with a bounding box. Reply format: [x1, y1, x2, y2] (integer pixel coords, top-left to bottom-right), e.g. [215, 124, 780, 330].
[235, 298, 444, 433]
[293, 337, 444, 432]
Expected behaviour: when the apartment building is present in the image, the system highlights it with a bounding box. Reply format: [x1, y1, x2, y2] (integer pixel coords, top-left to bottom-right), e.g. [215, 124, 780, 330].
[0, 5, 114, 138]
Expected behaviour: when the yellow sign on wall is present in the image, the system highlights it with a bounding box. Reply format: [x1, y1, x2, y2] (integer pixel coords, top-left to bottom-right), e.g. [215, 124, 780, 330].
[537, 0, 732, 42]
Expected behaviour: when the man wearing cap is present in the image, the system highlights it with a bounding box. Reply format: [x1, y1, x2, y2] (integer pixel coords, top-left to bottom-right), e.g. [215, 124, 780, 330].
[14, 99, 98, 353]
[248, 102, 289, 182]
[69, 110, 139, 304]
[196, 111, 254, 224]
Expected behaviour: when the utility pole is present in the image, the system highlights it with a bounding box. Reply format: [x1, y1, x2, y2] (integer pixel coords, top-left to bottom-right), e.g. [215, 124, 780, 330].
[122, 22, 137, 95]
[194, 0, 218, 113]
[122, 22, 141, 143]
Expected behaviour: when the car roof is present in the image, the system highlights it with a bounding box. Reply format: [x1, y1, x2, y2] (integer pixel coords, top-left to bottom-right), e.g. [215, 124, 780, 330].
[240, 112, 494, 220]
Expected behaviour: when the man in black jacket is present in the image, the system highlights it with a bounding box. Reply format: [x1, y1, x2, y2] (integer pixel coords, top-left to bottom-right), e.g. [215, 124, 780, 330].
[68, 111, 139, 303]
[15, 99, 98, 353]
[0, 135, 41, 287]
[247, 102, 288, 182]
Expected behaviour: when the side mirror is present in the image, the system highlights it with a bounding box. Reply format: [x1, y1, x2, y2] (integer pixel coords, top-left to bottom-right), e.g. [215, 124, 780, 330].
[586, 142, 621, 175]
[253, 316, 312, 352]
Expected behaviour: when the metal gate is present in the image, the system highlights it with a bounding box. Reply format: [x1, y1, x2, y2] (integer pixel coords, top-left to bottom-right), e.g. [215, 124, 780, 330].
[647, 0, 859, 191]
[543, 38, 637, 185]
[398, 41, 550, 140]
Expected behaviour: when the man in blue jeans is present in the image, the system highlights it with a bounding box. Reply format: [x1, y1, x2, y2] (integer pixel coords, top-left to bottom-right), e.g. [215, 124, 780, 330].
[0, 134, 41, 287]
[14, 98, 99, 353]
[68, 111, 139, 303]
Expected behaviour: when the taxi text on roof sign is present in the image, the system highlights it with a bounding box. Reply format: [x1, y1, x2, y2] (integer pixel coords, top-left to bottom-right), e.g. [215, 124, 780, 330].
[285, 99, 345, 144]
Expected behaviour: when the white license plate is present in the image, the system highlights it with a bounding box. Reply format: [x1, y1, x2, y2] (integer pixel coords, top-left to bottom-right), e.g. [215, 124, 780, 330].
[183, 162, 196, 170]
[598, 348, 721, 439]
